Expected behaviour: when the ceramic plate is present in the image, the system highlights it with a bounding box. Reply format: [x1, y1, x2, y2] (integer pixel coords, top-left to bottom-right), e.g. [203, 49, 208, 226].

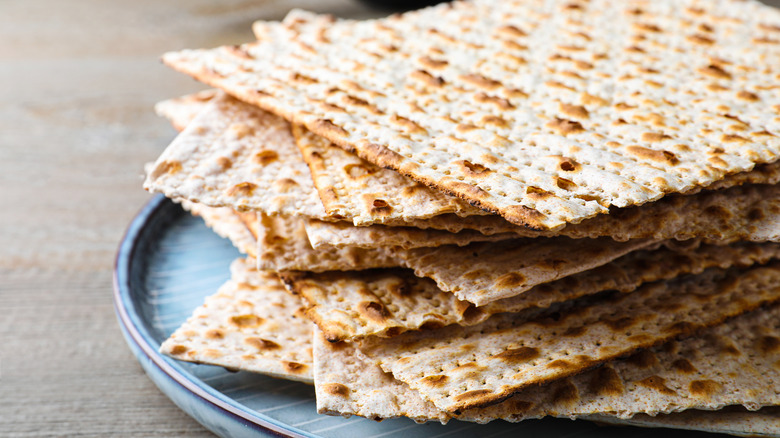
[114, 195, 721, 438]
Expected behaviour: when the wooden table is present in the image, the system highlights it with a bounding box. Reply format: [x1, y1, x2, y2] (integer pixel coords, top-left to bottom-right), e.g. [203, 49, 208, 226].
[2, 0, 779, 436]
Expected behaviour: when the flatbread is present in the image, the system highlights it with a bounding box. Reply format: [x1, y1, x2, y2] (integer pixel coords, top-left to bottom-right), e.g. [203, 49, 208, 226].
[387, 182, 780, 243]
[253, 211, 400, 272]
[294, 124, 486, 225]
[155, 89, 218, 131]
[317, 301, 780, 424]
[160, 258, 314, 383]
[181, 200, 257, 258]
[145, 91, 329, 218]
[282, 269, 470, 342]
[468, 299, 780, 421]
[163, 0, 780, 230]
[159, 91, 780, 237]
[304, 219, 516, 249]
[587, 406, 780, 437]
[358, 263, 780, 412]
[396, 236, 657, 306]
[312, 328, 450, 424]
[307, 181, 780, 248]
[282, 242, 780, 342]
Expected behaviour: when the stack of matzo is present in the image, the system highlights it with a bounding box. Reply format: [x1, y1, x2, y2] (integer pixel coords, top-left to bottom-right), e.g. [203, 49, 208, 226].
[145, 0, 780, 435]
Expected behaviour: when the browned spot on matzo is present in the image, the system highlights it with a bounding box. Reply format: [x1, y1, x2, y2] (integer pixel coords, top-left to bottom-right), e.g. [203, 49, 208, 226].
[169, 345, 188, 355]
[587, 366, 624, 396]
[641, 132, 672, 143]
[626, 146, 678, 165]
[494, 272, 527, 290]
[321, 382, 350, 397]
[458, 160, 492, 176]
[494, 347, 540, 363]
[671, 358, 697, 374]
[422, 375, 449, 387]
[550, 380, 580, 406]
[283, 361, 308, 374]
[150, 160, 182, 179]
[546, 118, 585, 135]
[736, 90, 760, 101]
[689, 379, 722, 398]
[229, 314, 263, 328]
[698, 64, 732, 80]
[460, 73, 502, 90]
[757, 335, 780, 355]
[245, 337, 281, 351]
[454, 389, 494, 404]
[687, 34, 715, 45]
[559, 103, 589, 119]
[253, 150, 279, 165]
[358, 301, 390, 322]
[312, 119, 348, 138]
[636, 376, 676, 395]
[410, 69, 445, 88]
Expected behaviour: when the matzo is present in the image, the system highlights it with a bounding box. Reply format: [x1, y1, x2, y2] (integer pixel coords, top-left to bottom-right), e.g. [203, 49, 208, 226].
[396, 236, 657, 306]
[163, 0, 780, 230]
[358, 264, 780, 412]
[318, 302, 780, 424]
[313, 328, 450, 424]
[156, 89, 489, 225]
[181, 200, 257, 258]
[540, 182, 780, 242]
[145, 91, 328, 218]
[293, 124, 486, 225]
[161, 90, 780, 233]
[282, 269, 474, 342]
[155, 89, 218, 131]
[282, 242, 780, 342]
[468, 301, 780, 420]
[304, 219, 517, 250]
[254, 211, 400, 272]
[306, 182, 780, 246]
[160, 258, 313, 383]
[386, 182, 780, 243]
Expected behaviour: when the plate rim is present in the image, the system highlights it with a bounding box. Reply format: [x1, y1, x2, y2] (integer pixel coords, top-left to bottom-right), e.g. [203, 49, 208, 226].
[113, 194, 313, 438]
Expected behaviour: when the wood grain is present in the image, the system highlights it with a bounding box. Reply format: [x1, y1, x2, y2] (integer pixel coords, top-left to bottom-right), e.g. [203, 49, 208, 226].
[0, 1, 377, 436]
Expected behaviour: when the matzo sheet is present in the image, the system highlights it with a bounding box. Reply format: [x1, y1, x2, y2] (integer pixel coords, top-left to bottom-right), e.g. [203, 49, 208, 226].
[358, 264, 780, 412]
[283, 242, 780, 342]
[160, 258, 314, 383]
[316, 303, 780, 423]
[396, 236, 657, 306]
[254, 212, 400, 272]
[145, 92, 329, 218]
[294, 124, 486, 225]
[304, 219, 516, 249]
[155, 89, 218, 131]
[163, 0, 780, 230]
[159, 91, 780, 237]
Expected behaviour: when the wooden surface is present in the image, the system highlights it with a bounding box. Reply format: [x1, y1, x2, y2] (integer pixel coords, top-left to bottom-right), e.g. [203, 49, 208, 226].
[2, 0, 779, 437]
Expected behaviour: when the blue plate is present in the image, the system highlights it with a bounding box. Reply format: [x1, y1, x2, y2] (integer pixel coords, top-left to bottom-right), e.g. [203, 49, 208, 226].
[114, 195, 719, 438]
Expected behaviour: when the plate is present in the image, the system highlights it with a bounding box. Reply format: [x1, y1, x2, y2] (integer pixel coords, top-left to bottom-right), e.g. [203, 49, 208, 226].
[114, 195, 718, 438]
